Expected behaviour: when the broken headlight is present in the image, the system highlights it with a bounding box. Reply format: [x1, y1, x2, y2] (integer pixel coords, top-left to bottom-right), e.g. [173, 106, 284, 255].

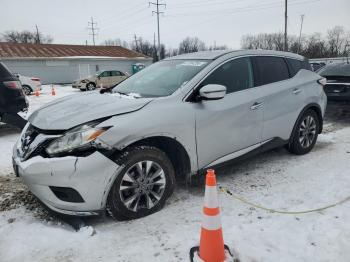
[46, 123, 111, 156]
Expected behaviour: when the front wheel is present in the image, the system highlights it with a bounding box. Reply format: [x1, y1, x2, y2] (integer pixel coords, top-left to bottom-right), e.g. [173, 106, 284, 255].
[107, 146, 175, 220]
[86, 82, 96, 91]
[287, 109, 320, 155]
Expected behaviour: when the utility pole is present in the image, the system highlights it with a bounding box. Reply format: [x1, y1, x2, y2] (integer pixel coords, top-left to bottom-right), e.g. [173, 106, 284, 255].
[297, 14, 305, 54]
[284, 0, 288, 51]
[87, 17, 98, 46]
[134, 34, 140, 52]
[153, 32, 157, 61]
[35, 25, 40, 44]
[149, 0, 166, 60]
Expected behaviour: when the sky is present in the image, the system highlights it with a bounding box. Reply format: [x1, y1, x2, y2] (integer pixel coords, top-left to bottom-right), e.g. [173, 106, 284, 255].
[1, 0, 349, 49]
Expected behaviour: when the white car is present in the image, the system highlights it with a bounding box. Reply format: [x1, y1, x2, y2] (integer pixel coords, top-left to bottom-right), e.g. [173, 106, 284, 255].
[15, 74, 42, 95]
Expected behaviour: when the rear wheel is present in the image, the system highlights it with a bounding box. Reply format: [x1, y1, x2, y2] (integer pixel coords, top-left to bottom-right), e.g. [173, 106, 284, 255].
[287, 109, 320, 155]
[107, 146, 175, 220]
[22, 85, 32, 95]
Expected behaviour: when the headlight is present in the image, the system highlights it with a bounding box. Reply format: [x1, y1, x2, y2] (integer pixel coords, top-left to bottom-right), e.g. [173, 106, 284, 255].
[46, 124, 110, 156]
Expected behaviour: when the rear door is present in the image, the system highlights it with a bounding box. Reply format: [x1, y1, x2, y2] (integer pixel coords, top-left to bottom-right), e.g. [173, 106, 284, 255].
[252, 56, 304, 142]
[194, 57, 264, 168]
[110, 71, 125, 86]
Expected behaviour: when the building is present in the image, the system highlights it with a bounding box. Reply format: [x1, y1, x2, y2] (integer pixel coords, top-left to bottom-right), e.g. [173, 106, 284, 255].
[0, 42, 152, 84]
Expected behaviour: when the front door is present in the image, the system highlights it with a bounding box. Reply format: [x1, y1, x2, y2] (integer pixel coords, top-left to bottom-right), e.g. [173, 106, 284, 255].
[97, 71, 111, 88]
[193, 57, 264, 169]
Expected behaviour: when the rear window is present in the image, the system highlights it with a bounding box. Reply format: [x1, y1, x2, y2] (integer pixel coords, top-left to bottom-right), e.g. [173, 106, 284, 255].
[0, 62, 13, 78]
[318, 63, 350, 77]
[253, 56, 290, 86]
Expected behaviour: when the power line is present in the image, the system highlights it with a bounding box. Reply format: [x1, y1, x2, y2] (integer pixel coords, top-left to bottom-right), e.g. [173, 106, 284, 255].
[87, 17, 99, 46]
[149, 0, 166, 60]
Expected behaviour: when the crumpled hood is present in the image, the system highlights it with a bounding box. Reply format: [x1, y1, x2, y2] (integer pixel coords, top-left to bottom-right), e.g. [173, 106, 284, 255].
[29, 92, 153, 130]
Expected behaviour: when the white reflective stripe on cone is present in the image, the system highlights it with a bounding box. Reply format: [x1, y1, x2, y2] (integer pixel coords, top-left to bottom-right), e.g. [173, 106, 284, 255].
[204, 186, 219, 208]
[202, 213, 222, 230]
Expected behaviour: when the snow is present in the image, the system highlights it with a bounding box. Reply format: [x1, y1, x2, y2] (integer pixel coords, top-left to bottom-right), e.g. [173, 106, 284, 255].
[1, 88, 350, 261]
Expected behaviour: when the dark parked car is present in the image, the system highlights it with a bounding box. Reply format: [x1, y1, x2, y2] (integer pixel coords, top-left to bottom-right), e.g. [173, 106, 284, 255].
[310, 62, 325, 71]
[0, 62, 28, 129]
[318, 62, 350, 101]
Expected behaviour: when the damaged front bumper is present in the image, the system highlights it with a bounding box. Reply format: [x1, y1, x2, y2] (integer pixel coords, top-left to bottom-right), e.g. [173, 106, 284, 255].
[13, 140, 121, 216]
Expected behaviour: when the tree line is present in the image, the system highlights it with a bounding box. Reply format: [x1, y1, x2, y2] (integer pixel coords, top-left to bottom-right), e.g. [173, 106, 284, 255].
[241, 26, 350, 58]
[1, 30, 53, 44]
[102, 36, 227, 61]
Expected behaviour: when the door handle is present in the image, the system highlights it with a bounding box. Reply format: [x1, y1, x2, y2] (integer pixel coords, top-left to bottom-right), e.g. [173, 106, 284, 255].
[293, 88, 302, 94]
[250, 102, 263, 110]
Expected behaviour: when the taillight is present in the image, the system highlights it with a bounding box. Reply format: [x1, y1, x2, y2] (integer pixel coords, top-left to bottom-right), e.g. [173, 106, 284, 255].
[317, 78, 327, 86]
[31, 77, 40, 82]
[3, 80, 22, 90]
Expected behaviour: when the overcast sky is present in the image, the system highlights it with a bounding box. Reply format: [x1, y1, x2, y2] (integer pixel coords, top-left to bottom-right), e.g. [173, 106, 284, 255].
[1, 0, 349, 49]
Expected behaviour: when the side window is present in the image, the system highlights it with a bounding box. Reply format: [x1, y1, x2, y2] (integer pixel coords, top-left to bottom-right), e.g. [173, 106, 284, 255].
[100, 71, 110, 77]
[287, 58, 312, 77]
[286, 58, 302, 77]
[201, 57, 254, 94]
[253, 56, 290, 86]
[111, 71, 120, 76]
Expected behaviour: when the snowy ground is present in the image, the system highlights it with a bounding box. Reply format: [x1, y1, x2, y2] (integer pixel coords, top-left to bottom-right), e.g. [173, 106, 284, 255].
[1, 86, 350, 262]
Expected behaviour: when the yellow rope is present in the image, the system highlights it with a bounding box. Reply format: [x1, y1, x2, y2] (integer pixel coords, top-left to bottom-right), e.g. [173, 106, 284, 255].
[218, 185, 350, 215]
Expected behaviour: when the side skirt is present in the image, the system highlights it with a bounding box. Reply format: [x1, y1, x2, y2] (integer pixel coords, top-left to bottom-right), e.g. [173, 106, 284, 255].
[197, 138, 288, 175]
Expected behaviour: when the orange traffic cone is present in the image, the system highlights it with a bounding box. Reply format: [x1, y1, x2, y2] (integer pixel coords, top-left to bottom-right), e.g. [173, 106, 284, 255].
[51, 85, 56, 96]
[190, 169, 233, 262]
[35, 87, 40, 97]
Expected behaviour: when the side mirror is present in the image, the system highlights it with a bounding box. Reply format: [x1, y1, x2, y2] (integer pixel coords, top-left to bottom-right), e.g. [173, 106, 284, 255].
[199, 84, 226, 100]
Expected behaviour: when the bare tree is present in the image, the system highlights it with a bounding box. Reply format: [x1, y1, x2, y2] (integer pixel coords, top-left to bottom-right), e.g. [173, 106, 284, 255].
[102, 38, 129, 48]
[327, 26, 346, 57]
[178, 37, 206, 54]
[2, 30, 53, 44]
[241, 26, 350, 59]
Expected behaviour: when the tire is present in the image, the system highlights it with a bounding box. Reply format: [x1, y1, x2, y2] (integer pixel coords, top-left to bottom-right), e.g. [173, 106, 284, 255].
[22, 85, 32, 95]
[287, 109, 320, 155]
[107, 146, 175, 220]
[86, 82, 96, 91]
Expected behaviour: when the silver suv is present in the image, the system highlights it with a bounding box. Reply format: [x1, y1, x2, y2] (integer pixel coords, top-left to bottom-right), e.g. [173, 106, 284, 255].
[13, 50, 327, 220]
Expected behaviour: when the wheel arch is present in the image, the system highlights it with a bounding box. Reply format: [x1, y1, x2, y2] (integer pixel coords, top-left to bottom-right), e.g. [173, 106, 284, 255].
[119, 136, 193, 183]
[290, 103, 323, 141]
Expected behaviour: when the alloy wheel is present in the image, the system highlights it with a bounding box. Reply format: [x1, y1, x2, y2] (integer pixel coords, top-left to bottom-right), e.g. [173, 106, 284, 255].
[299, 115, 317, 148]
[119, 160, 166, 212]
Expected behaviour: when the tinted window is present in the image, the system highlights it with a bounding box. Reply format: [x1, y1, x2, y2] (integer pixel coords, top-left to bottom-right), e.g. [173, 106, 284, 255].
[318, 63, 350, 77]
[253, 56, 290, 86]
[287, 58, 303, 77]
[0, 62, 12, 78]
[201, 57, 254, 94]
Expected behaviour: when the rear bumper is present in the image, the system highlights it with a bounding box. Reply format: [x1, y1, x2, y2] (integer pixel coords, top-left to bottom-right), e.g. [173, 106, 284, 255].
[12, 141, 121, 216]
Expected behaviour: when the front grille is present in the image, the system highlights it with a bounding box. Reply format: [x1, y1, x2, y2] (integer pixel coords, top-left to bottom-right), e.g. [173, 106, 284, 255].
[325, 84, 349, 94]
[19, 124, 63, 160]
[21, 124, 39, 156]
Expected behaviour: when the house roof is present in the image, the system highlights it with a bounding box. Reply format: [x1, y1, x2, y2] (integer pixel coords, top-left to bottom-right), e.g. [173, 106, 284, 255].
[0, 42, 149, 59]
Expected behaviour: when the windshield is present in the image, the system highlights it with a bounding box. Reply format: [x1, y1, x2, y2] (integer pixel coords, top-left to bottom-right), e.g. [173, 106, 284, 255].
[318, 63, 350, 77]
[112, 59, 209, 97]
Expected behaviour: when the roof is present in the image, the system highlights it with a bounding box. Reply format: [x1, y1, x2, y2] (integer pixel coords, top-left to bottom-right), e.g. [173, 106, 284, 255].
[166, 49, 305, 61]
[0, 42, 149, 59]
